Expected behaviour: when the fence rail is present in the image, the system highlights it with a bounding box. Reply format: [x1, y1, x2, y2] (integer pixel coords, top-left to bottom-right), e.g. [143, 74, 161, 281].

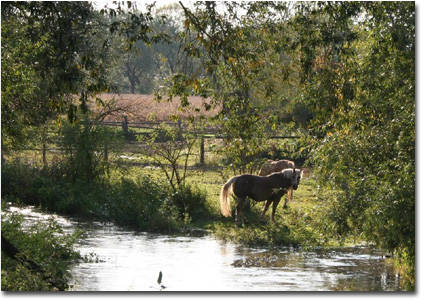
[99, 120, 300, 139]
[100, 119, 300, 165]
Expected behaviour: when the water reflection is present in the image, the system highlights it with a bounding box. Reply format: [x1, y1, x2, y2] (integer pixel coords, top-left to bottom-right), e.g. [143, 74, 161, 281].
[231, 247, 399, 291]
[3, 205, 401, 291]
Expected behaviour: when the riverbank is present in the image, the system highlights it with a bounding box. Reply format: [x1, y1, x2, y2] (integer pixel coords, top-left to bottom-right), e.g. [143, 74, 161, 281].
[1, 204, 82, 291]
[2, 204, 403, 291]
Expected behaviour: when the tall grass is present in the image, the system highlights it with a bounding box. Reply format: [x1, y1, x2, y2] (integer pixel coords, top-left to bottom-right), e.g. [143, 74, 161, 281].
[1, 159, 210, 234]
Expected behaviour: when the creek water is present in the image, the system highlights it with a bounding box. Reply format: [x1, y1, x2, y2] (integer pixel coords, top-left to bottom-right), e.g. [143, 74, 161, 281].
[3, 205, 401, 292]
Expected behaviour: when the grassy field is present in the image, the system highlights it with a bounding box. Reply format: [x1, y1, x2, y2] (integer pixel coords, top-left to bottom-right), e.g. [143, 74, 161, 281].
[91, 93, 219, 123]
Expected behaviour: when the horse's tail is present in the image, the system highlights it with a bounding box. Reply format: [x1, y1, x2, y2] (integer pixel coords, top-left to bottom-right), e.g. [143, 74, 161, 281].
[220, 176, 238, 217]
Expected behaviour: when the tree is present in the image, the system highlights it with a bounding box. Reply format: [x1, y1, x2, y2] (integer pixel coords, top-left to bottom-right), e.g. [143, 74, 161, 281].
[293, 2, 415, 287]
[109, 35, 156, 93]
[143, 121, 198, 193]
[159, 2, 297, 173]
[1, 2, 110, 154]
[141, 119, 208, 219]
[105, 7, 202, 94]
[1, 1, 161, 148]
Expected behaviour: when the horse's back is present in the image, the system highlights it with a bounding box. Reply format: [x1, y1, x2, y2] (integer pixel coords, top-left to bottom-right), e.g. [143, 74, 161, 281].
[233, 174, 260, 189]
[232, 174, 259, 195]
[233, 174, 273, 201]
[258, 159, 295, 176]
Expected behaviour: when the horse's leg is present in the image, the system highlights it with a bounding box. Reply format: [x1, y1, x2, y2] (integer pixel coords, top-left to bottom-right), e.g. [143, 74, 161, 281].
[283, 187, 292, 209]
[261, 200, 272, 219]
[235, 197, 241, 225]
[271, 198, 282, 222]
[235, 197, 245, 226]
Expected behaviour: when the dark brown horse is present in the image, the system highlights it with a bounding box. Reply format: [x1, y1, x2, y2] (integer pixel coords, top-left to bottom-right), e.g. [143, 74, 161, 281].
[220, 168, 302, 224]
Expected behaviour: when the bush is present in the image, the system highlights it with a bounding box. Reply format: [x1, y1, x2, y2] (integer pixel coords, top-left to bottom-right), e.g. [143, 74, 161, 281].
[213, 220, 294, 248]
[1, 213, 81, 291]
[107, 176, 183, 233]
[60, 117, 124, 182]
[277, 136, 312, 167]
[169, 184, 209, 222]
[213, 212, 321, 248]
[1, 159, 39, 205]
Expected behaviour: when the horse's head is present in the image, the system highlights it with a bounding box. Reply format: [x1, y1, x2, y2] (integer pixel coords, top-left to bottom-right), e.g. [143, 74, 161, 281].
[282, 168, 302, 190]
[293, 168, 302, 190]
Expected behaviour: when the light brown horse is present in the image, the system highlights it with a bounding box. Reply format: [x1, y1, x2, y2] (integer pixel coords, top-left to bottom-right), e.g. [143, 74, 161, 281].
[258, 159, 296, 176]
[258, 159, 296, 210]
[220, 168, 302, 224]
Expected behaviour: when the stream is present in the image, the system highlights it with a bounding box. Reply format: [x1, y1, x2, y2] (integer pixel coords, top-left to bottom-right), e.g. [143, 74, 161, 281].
[3, 205, 401, 291]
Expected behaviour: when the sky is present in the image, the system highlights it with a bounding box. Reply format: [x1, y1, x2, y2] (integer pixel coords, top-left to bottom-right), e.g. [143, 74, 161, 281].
[92, 0, 181, 12]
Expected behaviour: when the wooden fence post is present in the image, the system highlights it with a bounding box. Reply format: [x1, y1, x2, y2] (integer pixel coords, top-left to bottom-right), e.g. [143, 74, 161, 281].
[121, 116, 129, 136]
[200, 136, 205, 166]
[42, 142, 47, 169]
[42, 126, 48, 169]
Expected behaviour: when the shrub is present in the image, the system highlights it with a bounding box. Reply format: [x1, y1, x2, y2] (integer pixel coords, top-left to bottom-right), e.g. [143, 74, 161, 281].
[142, 122, 198, 192]
[1, 159, 39, 205]
[59, 116, 124, 182]
[169, 184, 208, 222]
[1, 213, 81, 291]
[213, 221, 294, 248]
[107, 176, 183, 233]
